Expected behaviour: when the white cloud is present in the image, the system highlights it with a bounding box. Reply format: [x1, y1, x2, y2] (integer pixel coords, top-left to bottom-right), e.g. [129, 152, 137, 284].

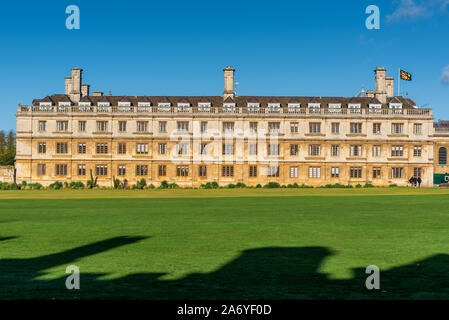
[441, 65, 449, 85]
[387, 0, 448, 22]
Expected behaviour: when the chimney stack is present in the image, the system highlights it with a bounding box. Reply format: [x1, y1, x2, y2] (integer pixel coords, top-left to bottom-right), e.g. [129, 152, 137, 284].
[65, 77, 72, 95]
[81, 84, 90, 97]
[70, 68, 83, 102]
[93, 91, 103, 97]
[374, 67, 387, 103]
[367, 90, 375, 98]
[386, 76, 394, 97]
[223, 66, 235, 100]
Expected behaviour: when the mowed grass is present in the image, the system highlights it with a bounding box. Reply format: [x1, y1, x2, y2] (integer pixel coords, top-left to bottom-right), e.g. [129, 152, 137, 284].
[1, 188, 449, 299]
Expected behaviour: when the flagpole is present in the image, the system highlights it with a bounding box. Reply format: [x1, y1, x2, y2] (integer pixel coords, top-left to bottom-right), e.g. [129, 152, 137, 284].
[398, 68, 400, 96]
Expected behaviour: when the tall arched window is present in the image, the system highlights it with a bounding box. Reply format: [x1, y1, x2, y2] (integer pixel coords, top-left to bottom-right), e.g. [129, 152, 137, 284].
[439, 147, 447, 165]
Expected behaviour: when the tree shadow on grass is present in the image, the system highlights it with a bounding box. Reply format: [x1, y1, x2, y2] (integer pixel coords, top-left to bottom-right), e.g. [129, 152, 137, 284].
[0, 237, 448, 299]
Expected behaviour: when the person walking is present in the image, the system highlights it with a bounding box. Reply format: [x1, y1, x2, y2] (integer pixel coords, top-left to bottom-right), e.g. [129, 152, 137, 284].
[409, 177, 414, 187]
[417, 177, 422, 188]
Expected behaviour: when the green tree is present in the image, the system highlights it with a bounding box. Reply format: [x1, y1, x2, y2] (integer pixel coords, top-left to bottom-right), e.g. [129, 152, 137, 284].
[0, 130, 5, 155]
[0, 130, 15, 166]
[6, 130, 15, 154]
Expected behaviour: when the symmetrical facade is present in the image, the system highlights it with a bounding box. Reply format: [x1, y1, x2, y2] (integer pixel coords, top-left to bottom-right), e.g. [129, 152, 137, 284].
[16, 66, 440, 187]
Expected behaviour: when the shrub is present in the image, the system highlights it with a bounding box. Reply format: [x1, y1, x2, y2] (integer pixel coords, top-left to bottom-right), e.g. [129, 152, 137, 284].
[264, 182, 281, 188]
[136, 178, 147, 189]
[363, 183, 375, 188]
[70, 181, 85, 189]
[389, 184, 398, 188]
[322, 183, 346, 189]
[113, 177, 121, 189]
[28, 183, 43, 190]
[159, 180, 169, 189]
[87, 169, 98, 189]
[49, 181, 63, 190]
[355, 184, 363, 188]
[256, 184, 262, 188]
[148, 184, 155, 189]
[9, 183, 18, 190]
[226, 183, 236, 189]
[235, 182, 246, 188]
[168, 183, 179, 189]
[201, 182, 219, 189]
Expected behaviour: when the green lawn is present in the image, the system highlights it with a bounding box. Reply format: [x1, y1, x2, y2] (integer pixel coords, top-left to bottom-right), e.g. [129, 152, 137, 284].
[1, 188, 449, 299]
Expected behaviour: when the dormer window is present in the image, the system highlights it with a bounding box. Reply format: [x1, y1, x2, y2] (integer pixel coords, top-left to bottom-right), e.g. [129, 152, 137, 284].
[368, 104, 382, 113]
[158, 102, 171, 112]
[247, 103, 260, 113]
[137, 102, 151, 107]
[118, 101, 131, 107]
[267, 103, 281, 113]
[58, 102, 71, 107]
[389, 103, 403, 114]
[348, 103, 361, 114]
[198, 102, 211, 112]
[327, 103, 341, 113]
[308, 103, 321, 113]
[287, 103, 301, 113]
[39, 102, 52, 107]
[223, 103, 236, 113]
[177, 103, 191, 112]
[78, 102, 91, 107]
[98, 102, 110, 107]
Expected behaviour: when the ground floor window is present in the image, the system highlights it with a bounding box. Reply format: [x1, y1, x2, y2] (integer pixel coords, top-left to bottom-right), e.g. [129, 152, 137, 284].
[136, 165, 148, 176]
[309, 167, 321, 178]
[249, 165, 257, 177]
[118, 165, 126, 176]
[177, 165, 189, 177]
[392, 167, 403, 179]
[96, 165, 108, 176]
[37, 164, 46, 175]
[373, 167, 381, 179]
[158, 165, 166, 177]
[350, 167, 362, 178]
[78, 164, 86, 176]
[290, 166, 298, 178]
[199, 165, 207, 177]
[267, 166, 280, 177]
[55, 164, 67, 176]
[331, 167, 339, 178]
[413, 168, 422, 178]
[222, 165, 234, 177]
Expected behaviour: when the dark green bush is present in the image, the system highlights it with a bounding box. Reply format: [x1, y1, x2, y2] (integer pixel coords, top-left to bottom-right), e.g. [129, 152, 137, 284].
[263, 182, 281, 188]
[49, 181, 63, 190]
[201, 182, 219, 189]
[136, 178, 147, 189]
[159, 180, 169, 189]
[389, 184, 398, 188]
[70, 181, 85, 189]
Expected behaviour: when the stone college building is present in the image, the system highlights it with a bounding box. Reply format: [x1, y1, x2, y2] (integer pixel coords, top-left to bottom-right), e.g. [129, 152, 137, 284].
[15, 66, 449, 187]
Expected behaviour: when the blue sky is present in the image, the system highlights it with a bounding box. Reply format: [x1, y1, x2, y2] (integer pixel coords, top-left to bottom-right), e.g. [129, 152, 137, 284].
[0, 0, 448, 130]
